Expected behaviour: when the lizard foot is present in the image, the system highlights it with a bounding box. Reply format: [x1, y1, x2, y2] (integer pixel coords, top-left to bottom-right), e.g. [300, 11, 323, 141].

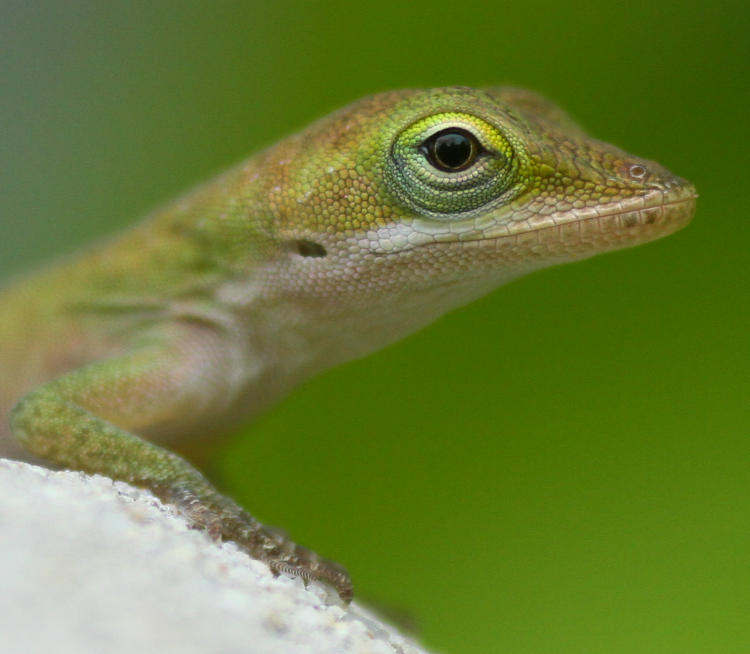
[166, 484, 353, 602]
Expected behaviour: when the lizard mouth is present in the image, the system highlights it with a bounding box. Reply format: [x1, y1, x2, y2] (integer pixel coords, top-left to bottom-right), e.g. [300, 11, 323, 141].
[367, 183, 696, 259]
[420, 183, 697, 260]
[493, 187, 697, 256]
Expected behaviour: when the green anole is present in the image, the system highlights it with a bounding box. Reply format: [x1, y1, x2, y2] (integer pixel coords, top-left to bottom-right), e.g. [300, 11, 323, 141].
[0, 87, 695, 601]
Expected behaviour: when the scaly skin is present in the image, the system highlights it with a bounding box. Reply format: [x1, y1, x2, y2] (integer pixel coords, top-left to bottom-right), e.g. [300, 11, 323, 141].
[0, 87, 696, 601]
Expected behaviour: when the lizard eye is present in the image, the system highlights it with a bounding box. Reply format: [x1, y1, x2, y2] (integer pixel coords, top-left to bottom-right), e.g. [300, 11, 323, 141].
[420, 128, 481, 172]
[386, 112, 519, 217]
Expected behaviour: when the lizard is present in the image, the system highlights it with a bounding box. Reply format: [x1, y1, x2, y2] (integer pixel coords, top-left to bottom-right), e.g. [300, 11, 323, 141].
[0, 86, 696, 602]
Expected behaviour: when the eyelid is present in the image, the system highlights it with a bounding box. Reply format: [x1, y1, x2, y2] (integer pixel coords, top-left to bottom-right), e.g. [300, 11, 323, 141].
[417, 122, 484, 142]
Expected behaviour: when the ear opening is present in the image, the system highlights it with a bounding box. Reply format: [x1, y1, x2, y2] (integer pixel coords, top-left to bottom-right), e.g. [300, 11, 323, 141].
[288, 239, 327, 258]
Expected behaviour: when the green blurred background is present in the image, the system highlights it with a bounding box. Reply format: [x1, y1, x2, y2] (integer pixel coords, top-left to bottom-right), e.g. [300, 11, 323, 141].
[2, 1, 748, 652]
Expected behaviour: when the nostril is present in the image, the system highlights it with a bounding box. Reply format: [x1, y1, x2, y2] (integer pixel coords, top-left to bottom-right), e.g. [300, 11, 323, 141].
[629, 164, 647, 179]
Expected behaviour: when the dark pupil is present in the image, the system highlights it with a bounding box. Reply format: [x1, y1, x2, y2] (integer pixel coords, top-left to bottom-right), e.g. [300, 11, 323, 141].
[428, 129, 476, 171]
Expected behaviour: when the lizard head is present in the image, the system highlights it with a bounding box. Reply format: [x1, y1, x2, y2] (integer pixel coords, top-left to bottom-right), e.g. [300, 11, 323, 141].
[263, 87, 695, 303]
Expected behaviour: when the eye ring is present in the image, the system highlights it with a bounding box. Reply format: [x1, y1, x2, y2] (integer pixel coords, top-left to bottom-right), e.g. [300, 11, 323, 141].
[385, 111, 520, 217]
[419, 128, 482, 172]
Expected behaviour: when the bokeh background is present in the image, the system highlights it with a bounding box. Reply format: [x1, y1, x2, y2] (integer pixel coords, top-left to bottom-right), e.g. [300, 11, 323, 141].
[2, 2, 748, 652]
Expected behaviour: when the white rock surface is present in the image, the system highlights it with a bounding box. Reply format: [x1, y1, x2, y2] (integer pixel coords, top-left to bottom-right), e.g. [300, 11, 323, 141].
[0, 459, 431, 654]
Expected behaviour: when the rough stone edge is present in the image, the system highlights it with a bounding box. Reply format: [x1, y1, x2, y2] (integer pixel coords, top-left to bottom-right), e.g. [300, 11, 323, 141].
[0, 458, 433, 654]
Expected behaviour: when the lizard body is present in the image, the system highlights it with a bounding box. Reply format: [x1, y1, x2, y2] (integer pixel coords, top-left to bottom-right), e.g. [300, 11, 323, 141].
[0, 87, 696, 600]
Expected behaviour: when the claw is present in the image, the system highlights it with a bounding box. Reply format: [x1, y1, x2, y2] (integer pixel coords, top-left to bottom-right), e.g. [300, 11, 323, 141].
[269, 557, 353, 603]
